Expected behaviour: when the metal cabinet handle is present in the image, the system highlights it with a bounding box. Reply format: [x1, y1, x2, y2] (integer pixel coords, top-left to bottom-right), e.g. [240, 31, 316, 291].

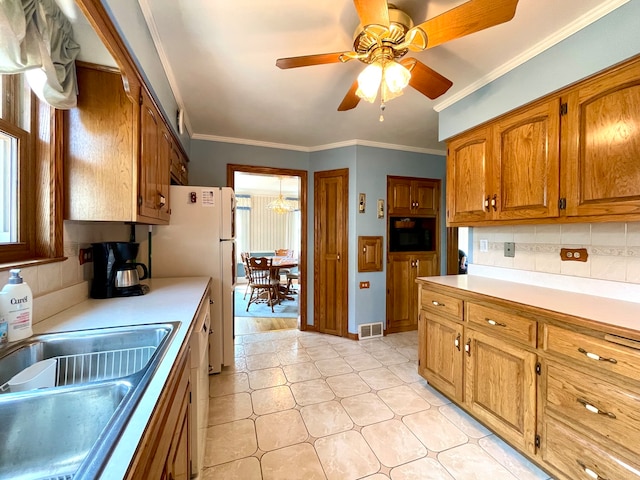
[431, 300, 445, 307]
[337, 253, 340, 261]
[415, 259, 419, 269]
[576, 398, 616, 419]
[465, 339, 471, 357]
[577, 460, 608, 480]
[578, 347, 617, 364]
[158, 193, 166, 208]
[455, 334, 461, 351]
[363, 246, 366, 254]
[484, 195, 490, 212]
[491, 194, 497, 211]
[486, 318, 507, 327]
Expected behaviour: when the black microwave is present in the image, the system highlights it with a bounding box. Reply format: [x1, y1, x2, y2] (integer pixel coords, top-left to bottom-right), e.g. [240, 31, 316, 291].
[389, 217, 435, 252]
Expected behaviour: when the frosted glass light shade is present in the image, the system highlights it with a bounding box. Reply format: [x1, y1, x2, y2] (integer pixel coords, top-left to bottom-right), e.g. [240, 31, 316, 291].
[356, 62, 383, 103]
[384, 61, 411, 93]
[355, 60, 411, 104]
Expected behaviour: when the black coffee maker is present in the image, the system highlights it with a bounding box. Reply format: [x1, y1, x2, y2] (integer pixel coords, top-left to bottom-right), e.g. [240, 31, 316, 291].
[91, 242, 149, 298]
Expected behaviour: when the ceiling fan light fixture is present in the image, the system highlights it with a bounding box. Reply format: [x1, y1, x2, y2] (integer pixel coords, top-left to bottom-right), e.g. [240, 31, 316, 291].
[356, 58, 410, 104]
[384, 60, 411, 93]
[356, 61, 383, 103]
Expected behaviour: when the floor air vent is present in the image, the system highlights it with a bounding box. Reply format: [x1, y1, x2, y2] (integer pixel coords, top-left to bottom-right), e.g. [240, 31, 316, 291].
[358, 322, 383, 340]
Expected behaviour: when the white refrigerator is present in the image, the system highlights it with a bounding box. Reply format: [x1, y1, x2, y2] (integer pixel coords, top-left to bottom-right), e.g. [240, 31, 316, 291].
[150, 186, 236, 373]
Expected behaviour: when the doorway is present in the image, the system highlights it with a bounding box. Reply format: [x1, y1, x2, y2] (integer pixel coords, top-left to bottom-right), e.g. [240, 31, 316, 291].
[227, 164, 308, 331]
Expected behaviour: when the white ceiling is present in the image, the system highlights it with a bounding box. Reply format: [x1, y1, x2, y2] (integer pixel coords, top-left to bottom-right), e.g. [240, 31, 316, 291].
[137, 0, 627, 153]
[65, 0, 629, 153]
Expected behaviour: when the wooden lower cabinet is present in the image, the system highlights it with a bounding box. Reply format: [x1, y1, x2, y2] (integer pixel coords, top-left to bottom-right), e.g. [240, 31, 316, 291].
[418, 280, 640, 480]
[387, 252, 437, 333]
[464, 328, 537, 454]
[540, 417, 640, 480]
[127, 347, 191, 479]
[419, 310, 464, 401]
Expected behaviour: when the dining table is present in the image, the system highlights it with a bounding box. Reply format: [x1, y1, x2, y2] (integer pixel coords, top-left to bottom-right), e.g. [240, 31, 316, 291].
[268, 256, 299, 303]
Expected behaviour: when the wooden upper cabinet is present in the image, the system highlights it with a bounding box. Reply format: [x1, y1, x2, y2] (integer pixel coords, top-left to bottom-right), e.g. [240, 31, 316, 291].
[493, 99, 560, 220]
[446, 54, 640, 226]
[388, 177, 438, 216]
[562, 60, 640, 217]
[65, 64, 175, 224]
[446, 127, 491, 224]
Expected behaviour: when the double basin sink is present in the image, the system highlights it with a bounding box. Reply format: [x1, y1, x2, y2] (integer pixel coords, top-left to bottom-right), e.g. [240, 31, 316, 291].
[0, 322, 179, 480]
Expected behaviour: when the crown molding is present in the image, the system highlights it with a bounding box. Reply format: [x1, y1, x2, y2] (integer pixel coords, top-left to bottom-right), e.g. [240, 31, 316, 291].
[138, 0, 193, 137]
[433, 0, 630, 112]
[191, 133, 446, 156]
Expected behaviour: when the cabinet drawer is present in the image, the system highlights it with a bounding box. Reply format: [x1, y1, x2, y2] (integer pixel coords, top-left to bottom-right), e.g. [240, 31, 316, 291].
[467, 303, 536, 347]
[542, 417, 640, 480]
[420, 289, 463, 320]
[545, 362, 640, 457]
[543, 324, 640, 382]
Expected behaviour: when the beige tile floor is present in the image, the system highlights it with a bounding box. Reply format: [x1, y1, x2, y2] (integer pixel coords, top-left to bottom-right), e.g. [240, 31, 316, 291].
[202, 329, 553, 480]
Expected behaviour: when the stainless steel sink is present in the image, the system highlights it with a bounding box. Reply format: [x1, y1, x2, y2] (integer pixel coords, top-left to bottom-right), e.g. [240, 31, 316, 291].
[0, 323, 175, 390]
[0, 322, 180, 480]
[0, 380, 131, 480]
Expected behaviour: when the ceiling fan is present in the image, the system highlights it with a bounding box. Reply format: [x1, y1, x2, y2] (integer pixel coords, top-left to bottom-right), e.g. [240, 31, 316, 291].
[276, 0, 519, 117]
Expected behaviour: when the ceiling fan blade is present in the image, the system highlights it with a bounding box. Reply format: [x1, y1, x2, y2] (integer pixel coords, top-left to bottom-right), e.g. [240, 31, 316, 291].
[401, 58, 453, 100]
[276, 52, 351, 69]
[415, 0, 519, 50]
[337, 79, 361, 111]
[353, 0, 390, 28]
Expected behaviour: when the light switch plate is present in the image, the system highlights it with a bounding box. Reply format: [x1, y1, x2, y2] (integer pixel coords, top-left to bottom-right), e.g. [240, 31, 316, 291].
[504, 242, 515, 257]
[480, 239, 489, 252]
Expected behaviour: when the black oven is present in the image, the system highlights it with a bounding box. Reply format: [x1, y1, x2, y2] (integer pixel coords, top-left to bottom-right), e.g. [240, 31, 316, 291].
[389, 217, 435, 252]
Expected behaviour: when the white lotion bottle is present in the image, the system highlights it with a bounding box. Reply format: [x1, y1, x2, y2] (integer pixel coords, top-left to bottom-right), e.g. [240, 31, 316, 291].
[1, 269, 33, 342]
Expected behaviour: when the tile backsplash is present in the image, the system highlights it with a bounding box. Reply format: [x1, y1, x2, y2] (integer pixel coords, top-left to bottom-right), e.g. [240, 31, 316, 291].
[0, 221, 132, 323]
[471, 222, 640, 284]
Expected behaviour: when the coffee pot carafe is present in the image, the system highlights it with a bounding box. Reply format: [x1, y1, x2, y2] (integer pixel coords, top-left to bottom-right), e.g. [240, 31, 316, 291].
[91, 242, 149, 298]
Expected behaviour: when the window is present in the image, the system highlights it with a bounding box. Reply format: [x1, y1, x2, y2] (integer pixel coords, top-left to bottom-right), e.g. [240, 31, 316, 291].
[0, 73, 61, 266]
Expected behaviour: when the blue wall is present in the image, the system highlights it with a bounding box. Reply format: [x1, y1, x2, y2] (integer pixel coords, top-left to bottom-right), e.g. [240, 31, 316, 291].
[439, 0, 640, 140]
[102, 0, 191, 151]
[190, 141, 447, 334]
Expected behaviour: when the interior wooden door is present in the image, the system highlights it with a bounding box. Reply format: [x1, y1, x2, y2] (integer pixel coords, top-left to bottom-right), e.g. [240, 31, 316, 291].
[314, 168, 348, 336]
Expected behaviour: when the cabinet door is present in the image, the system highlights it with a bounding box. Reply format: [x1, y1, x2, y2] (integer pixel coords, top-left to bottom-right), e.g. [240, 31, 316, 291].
[446, 127, 492, 224]
[493, 99, 560, 220]
[563, 60, 640, 217]
[387, 177, 413, 215]
[158, 127, 172, 222]
[465, 328, 537, 454]
[139, 92, 160, 219]
[166, 382, 191, 480]
[412, 180, 438, 216]
[386, 254, 415, 333]
[422, 312, 464, 401]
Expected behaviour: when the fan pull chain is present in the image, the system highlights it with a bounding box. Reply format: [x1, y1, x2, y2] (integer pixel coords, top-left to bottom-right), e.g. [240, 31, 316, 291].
[379, 102, 386, 122]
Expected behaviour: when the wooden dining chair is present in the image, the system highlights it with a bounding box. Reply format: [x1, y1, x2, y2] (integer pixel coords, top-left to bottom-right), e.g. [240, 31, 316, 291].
[240, 252, 252, 299]
[245, 256, 279, 312]
[274, 249, 292, 285]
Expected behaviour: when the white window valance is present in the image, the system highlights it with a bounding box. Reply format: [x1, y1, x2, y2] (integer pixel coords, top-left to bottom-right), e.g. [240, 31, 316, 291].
[0, 0, 80, 109]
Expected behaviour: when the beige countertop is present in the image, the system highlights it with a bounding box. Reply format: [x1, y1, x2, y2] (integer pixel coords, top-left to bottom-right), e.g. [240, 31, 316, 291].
[417, 274, 640, 333]
[33, 276, 211, 479]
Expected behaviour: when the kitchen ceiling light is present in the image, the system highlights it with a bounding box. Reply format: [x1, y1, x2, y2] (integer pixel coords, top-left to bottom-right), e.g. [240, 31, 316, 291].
[267, 178, 295, 214]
